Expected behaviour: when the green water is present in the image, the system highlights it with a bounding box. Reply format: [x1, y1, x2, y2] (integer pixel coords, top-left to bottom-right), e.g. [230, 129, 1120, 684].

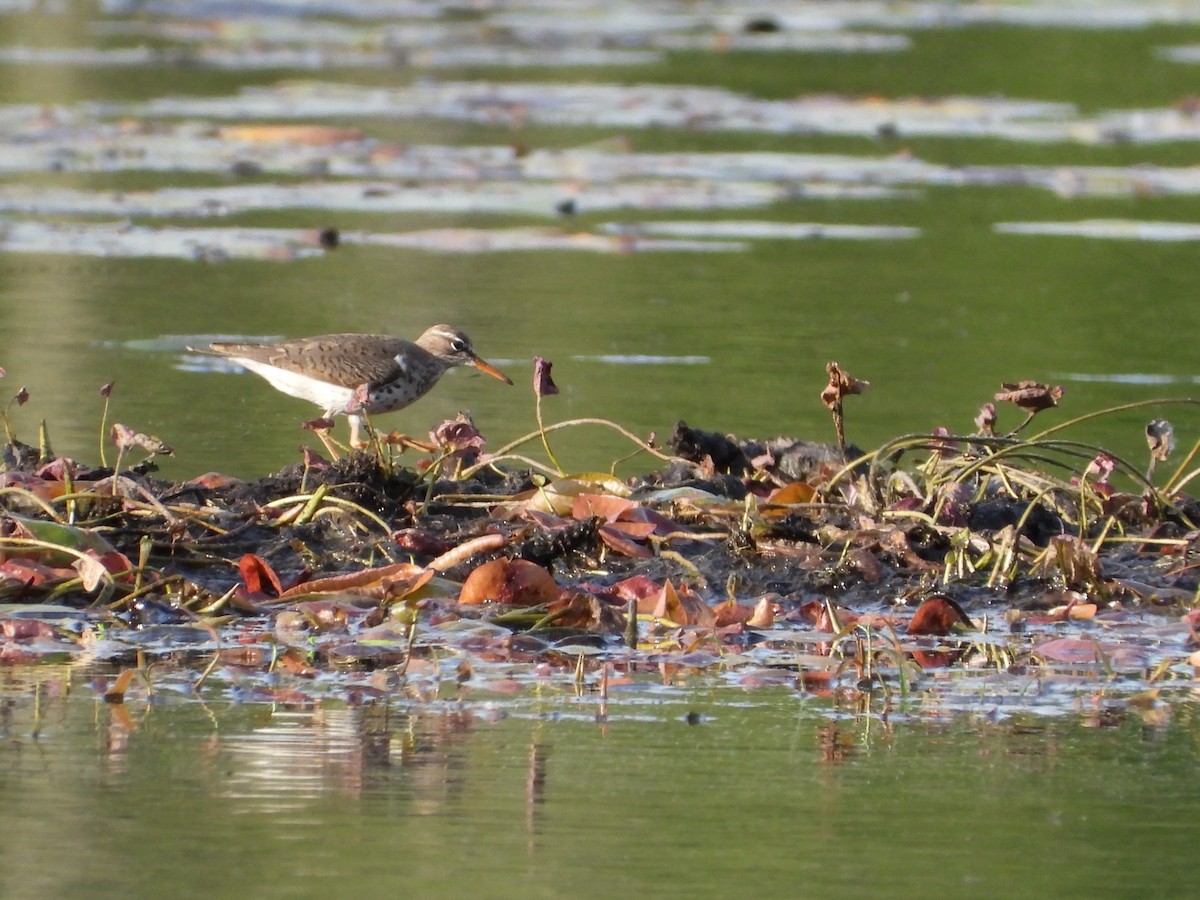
[1, 671, 1196, 899]
[0, 15, 1197, 478]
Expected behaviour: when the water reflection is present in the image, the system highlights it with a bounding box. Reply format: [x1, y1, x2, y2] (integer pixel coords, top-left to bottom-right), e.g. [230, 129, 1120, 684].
[0, 666, 1197, 895]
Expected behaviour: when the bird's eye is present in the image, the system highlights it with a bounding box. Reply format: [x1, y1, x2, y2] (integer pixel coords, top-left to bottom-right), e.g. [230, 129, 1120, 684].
[450, 339, 467, 352]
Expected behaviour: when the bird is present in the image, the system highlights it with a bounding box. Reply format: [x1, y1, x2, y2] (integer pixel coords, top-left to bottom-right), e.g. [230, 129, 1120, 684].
[193, 324, 512, 448]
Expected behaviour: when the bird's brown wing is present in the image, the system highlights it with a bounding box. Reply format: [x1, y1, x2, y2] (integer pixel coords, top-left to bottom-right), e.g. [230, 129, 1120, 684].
[207, 334, 415, 389]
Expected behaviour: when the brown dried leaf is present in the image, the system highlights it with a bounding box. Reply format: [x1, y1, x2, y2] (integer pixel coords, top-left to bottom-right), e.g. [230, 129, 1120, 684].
[110, 423, 173, 455]
[820, 361, 869, 410]
[238, 553, 284, 598]
[651, 580, 716, 627]
[1146, 418, 1175, 463]
[974, 401, 997, 436]
[458, 558, 559, 607]
[994, 381, 1063, 414]
[533, 356, 560, 397]
[906, 595, 971, 636]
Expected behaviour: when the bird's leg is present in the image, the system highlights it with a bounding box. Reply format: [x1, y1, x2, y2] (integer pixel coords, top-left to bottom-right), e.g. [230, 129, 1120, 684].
[348, 414, 370, 450]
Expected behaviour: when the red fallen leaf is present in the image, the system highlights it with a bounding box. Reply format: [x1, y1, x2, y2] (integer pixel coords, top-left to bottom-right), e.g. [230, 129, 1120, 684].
[650, 580, 716, 627]
[274, 647, 319, 677]
[392, 528, 452, 557]
[598, 523, 654, 558]
[746, 596, 775, 628]
[458, 558, 559, 607]
[33, 457, 78, 481]
[798, 670, 835, 693]
[1034, 638, 1106, 664]
[0, 618, 59, 641]
[238, 553, 284, 597]
[601, 575, 662, 604]
[281, 562, 431, 601]
[814, 603, 859, 633]
[187, 471, 244, 490]
[909, 649, 964, 668]
[572, 492, 637, 523]
[622, 505, 684, 536]
[0, 558, 72, 585]
[298, 445, 331, 470]
[712, 598, 754, 628]
[1034, 638, 1146, 668]
[907, 595, 971, 636]
[765, 482, 817, 505]
[604, 520, 658, 540]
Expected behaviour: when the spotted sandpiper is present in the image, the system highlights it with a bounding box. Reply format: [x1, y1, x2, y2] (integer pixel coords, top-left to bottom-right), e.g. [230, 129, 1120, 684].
[194, 324, 512, 447]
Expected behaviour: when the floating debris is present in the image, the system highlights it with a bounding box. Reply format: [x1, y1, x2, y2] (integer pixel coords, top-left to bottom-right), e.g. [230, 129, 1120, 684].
[0, 220, 746, 259]
[121, 81, 1081, 141]
[995, 219, 1200, 240]
[605, 220, 921, 240]
[0, 179, 788, 217]
[0, 44, 662, 70]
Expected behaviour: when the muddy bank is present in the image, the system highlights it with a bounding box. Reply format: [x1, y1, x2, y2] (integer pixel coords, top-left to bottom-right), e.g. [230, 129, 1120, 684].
[0, 419, 1197, 721]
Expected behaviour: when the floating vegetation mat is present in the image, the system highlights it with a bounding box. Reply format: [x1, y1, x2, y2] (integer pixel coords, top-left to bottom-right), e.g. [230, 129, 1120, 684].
[1, 371, 1198, 725]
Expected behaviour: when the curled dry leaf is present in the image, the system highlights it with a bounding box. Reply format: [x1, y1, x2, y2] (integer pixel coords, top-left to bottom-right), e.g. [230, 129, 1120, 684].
[298, 445, 330, 469]
[650, 579, 716, 627]
[994, 381, 1063, 414]
[1146, 418, 1174, 463]
[820, 361, 869, 410]
[458, 558, 559, 607]
[974, 401, 997, 435]
[73, 549, 134, 591]
[533, 356, 560, 397]
[1084, 452, 1117, 484]
[238, 552, 284, 598]
[109, 423, 173, 455]
[303, 416, 336, 432]
[431, 414, 486, 462]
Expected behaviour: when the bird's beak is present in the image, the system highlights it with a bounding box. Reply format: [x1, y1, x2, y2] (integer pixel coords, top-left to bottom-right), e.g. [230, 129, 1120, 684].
[470, 356, 513, 385]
